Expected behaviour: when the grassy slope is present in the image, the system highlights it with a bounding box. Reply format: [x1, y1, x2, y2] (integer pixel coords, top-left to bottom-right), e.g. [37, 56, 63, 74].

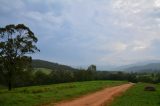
[110, 83, 160, 106]
[33, 68, 52, 74]
[0, 80, 126, 106]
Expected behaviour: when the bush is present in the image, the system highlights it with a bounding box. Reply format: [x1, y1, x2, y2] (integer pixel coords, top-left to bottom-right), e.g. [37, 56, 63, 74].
[144, 86, 156, 91]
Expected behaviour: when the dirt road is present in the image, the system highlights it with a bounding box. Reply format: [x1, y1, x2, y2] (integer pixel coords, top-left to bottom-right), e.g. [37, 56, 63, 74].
[47, 83, 134, 106]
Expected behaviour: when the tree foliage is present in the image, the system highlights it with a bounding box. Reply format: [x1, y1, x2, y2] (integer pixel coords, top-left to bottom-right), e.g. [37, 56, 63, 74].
[87, 65, 96, 71]
[0, 24, 39, 90]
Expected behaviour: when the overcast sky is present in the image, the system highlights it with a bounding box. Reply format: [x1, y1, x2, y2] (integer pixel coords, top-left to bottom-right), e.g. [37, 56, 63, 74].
[0, 0, 160, 66]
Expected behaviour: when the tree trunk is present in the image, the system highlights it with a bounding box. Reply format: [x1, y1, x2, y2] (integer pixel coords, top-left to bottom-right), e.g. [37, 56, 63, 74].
[8, 80, 12, 91]
[8, 70, 12, 91]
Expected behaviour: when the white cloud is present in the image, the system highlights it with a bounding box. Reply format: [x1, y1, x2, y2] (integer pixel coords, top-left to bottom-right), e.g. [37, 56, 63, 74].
[106, 42, 128, 52]
[155, 0, 160, 7]
[132, 41, 148, 51]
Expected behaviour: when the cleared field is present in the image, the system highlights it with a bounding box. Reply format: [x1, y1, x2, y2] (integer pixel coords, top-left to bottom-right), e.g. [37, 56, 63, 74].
[110, 83, 160, 106]
[0, 80, 126, 106]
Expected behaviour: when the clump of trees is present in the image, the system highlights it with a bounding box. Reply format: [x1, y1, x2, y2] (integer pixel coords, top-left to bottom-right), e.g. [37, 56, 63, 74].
[136, 73, 160, 83]
[0, 24, 39, 90]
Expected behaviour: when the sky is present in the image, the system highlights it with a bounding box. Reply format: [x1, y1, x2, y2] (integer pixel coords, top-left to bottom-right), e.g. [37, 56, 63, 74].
[0, 0, 160, 67]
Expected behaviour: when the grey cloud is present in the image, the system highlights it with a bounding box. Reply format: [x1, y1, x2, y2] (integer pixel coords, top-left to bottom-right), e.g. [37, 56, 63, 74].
[1, 0, 160, 66]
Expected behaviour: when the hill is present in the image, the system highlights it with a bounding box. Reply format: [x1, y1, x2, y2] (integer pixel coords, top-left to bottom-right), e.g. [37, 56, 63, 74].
[101, 60, 160, 73]
[33, 68, 53, 74]
[32, 59, 76, 71]
[31, 59, 160, 73]
[124, 63, 160, 72]
[97, 60, 160, 73]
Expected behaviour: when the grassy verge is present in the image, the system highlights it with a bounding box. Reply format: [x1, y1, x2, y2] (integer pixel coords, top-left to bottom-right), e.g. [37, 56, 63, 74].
[0, 80, 126, 106]
[110, 83, 160, 106]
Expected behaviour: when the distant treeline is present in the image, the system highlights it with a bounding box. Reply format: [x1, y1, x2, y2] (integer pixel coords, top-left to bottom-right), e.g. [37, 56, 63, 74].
[0, 60, 160, 88]
[0, 68, 160, 88]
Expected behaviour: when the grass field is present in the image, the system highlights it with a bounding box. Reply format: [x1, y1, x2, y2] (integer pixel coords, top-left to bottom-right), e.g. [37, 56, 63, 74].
[0, 80, 126, 106]
[110, 83, 160, 106]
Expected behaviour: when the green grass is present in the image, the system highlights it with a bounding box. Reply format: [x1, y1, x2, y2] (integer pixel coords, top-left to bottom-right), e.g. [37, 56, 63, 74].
[0, 80, 126, 106]
[110, 83, 160, 106]
[0, 85, 6, 90]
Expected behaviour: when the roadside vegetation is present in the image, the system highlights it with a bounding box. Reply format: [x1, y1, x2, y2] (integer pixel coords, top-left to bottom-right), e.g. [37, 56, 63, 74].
[110, 83, 160, 106]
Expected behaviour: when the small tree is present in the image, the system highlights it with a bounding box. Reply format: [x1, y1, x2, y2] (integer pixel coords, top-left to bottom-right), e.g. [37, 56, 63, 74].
[87, 65, 96, 71]
[87, 65, 96, 80]
[0, 24, 39, 90]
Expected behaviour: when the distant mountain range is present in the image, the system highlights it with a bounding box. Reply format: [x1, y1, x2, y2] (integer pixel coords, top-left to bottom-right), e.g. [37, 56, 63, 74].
[122, 63, 160, 72]
[97, 60, 160, 73]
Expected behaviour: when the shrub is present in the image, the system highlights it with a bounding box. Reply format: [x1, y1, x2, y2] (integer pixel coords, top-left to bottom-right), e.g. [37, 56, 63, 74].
[144, 86, 156, 91]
